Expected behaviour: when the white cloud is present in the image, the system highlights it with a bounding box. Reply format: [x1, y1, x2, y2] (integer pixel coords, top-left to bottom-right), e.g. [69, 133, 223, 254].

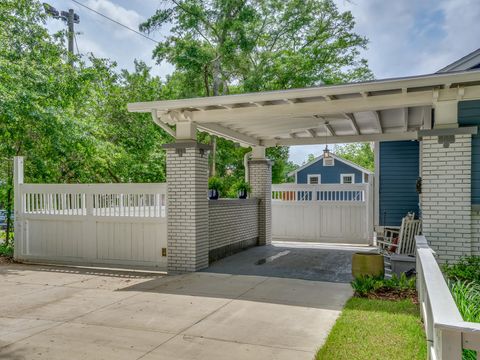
[85, 0, 144, 33]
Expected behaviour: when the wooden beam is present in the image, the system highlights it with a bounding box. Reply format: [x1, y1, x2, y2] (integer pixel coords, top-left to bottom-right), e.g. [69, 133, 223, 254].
[373, 111, 383, 133]
[190, 90, 438, 124]
[151, 110, 176, 137]
[196, 122, 259, 146]
[403, 107, 409, 132]
[343, 113, 360, 135]
[261, 132, 418, 147]
[307, 129, 317, 137]
[324, 122, 336, 136]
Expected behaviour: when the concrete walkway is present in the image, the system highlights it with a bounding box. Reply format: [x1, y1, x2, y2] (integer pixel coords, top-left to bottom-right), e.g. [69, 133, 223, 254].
[0, 242, 357, 359]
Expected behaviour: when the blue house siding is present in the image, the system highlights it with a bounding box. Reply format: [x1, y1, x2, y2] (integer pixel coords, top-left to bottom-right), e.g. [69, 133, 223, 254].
[379, 141, 419, 226]
[458, 100, 480, 205]
[296, 159, 363, 184]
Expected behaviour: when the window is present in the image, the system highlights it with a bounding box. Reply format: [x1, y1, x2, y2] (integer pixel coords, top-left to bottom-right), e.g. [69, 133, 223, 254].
[341, 174, 355, 184]
[323, 157, 335, 166]
[308, 174, 321, 184]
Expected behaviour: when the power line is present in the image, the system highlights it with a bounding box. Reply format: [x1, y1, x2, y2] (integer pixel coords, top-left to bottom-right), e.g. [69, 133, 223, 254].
[73, 31, 80, 55]
[70, 0, 160, 44]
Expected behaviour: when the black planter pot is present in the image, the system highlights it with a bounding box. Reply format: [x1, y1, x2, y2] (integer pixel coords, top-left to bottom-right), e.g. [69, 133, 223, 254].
[237, 189, 248, 199]
[208, 189, 219, 200]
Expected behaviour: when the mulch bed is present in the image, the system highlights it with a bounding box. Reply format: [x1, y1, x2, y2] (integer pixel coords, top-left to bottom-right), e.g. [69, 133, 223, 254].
[0, 255, 15, 265]
[356, 289, 419, 304]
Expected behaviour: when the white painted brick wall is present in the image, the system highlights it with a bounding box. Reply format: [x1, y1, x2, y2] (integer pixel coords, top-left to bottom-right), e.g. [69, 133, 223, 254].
[248, 160, 272, 245]
[165, 145, 209, 273]
[472, 210, 480, 256]
[208, 199, 259, 250]
[421, 135, 472, 262]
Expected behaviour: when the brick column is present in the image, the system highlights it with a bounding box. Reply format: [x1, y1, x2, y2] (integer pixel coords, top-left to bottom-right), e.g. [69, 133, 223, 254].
[421, 134, 472, 262]
[248, 155, 272, 246]
[163, 141, 211, 273]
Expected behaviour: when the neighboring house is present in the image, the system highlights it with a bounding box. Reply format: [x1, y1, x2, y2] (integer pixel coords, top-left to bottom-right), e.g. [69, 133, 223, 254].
[377, 48, 480, 226]
[288, 153, 372, 184]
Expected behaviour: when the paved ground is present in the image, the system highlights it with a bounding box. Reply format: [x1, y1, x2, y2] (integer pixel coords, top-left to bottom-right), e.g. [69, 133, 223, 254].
[0, 242, 365, 360]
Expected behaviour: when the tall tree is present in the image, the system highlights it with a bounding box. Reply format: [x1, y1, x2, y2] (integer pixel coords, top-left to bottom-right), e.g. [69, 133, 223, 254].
[140, 0, 372, 188]
[333, 143, 374, 171]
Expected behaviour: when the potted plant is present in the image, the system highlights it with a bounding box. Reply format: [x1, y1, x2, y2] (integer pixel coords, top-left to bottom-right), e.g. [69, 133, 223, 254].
[233, 179, 251, 199]
[208, 176, 222, 200]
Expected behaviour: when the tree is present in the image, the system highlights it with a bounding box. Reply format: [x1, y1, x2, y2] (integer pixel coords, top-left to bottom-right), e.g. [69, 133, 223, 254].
[140, 0, 372, 190]
[333, 143, 374, 171]
[140, 0, 372, 94]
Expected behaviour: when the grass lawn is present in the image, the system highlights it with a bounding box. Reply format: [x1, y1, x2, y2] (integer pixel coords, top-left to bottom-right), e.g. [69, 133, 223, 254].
[316, 297, 427, 360]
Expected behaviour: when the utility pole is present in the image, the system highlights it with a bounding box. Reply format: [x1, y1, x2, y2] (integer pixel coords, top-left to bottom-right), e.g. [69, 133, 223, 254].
[43, 3, 80, 58]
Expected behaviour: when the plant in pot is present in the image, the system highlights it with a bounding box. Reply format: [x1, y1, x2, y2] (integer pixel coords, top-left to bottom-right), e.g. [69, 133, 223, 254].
[233, 179, 251, 199]
[208, 177, 222, 200]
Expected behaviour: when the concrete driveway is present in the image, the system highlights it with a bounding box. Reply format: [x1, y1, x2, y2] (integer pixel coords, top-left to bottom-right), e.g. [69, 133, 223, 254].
[0, 242, 360, 360]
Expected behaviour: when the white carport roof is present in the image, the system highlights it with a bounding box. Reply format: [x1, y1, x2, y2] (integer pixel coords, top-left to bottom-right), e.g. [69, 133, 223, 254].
[128, 70, 480, 147]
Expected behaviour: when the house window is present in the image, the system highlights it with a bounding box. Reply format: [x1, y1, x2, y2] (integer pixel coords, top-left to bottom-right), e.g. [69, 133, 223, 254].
[341, 174, 355, 184]
[323, 157, 335, 166]
[308, 174, 321, 184]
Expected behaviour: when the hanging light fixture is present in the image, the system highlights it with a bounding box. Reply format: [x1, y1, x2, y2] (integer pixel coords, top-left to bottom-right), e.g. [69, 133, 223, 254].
[323, 122, 331, 158]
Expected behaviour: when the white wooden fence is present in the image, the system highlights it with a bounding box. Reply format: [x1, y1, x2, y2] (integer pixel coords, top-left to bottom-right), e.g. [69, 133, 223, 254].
[416, 235, 480, 359]
[271, 183, 373, 244]
[13, 158, 168, 270]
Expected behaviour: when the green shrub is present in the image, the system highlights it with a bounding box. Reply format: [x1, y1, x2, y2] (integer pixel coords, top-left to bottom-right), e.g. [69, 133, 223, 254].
[0, 242, 13, 257]
[448, 280, 480, 360]
[351, 274, 416, 297]
[232, 179, 251, 193]
[208, 176, 223, 191]
[443, 256, 480, 284]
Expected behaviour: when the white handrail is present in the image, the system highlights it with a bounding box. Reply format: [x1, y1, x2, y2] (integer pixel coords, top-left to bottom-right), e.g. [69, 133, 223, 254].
[415, 235, 480, 359]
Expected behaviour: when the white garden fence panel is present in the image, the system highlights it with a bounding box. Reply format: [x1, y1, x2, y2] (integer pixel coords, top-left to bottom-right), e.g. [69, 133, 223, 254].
[272, 183, 373, 244]
[14, 159, 167, 270]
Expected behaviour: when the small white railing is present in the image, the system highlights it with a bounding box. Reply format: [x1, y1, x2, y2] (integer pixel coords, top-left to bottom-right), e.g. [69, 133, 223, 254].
[415, 235, 480, 359]
[272, 183, 366, 202]
[20, 183, 166, 218]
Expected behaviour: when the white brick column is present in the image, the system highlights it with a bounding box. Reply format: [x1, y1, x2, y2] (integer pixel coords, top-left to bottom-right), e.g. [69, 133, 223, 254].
[248, 150, 272, 246]
[163, 141, 211, 273]
[421, 134, 472, 262]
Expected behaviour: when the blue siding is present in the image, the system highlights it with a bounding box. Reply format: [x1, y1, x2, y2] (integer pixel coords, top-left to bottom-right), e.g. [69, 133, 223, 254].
[458, 100, 480, 204]
[379, 141, 419, 226]
[296, 158, 363, 184]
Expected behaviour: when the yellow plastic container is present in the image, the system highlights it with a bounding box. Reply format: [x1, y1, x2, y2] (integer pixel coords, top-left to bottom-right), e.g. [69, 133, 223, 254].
[352, 252, 384, 278]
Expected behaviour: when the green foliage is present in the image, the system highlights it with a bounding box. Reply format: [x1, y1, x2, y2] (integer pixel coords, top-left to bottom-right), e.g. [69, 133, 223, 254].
[0, 242, 14, 258]
[443, 256, 480, 284]
[333, 143, 374, 171]
[448, 280, 480, 360]
[233, 179, 251, 193]
[317, 297, 427, 360]
[351, 274, 416, 297]
[208, 176, 223, 190]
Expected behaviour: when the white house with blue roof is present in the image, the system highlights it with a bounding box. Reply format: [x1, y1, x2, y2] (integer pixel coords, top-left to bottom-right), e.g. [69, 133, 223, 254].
[288, 153, 372, 185]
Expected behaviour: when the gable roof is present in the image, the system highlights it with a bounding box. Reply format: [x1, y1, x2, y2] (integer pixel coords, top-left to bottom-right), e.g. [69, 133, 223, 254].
[288, 153, 373, 177]
[437, 48, 480, 73]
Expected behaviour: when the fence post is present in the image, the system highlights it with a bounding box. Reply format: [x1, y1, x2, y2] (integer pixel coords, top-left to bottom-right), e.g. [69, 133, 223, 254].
[366, 177, 374, 245]
[13, 156, 24, 259]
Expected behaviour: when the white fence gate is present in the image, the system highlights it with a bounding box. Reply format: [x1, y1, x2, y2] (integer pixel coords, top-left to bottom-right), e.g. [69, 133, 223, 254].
[271, 183, 373, 244]
[14, 158, 168, 270]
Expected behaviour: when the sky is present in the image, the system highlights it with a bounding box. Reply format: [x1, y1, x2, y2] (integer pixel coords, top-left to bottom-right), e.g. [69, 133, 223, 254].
[44, 0, 480, 164]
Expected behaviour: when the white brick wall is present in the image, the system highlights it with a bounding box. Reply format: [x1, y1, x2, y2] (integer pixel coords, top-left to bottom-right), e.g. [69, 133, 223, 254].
[421, 135, 472, 262]
[472, 210, 480, 256]
[248, 160, 272, 246]
[208, 199, 259, 260]
[165, 144, 209, 273]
